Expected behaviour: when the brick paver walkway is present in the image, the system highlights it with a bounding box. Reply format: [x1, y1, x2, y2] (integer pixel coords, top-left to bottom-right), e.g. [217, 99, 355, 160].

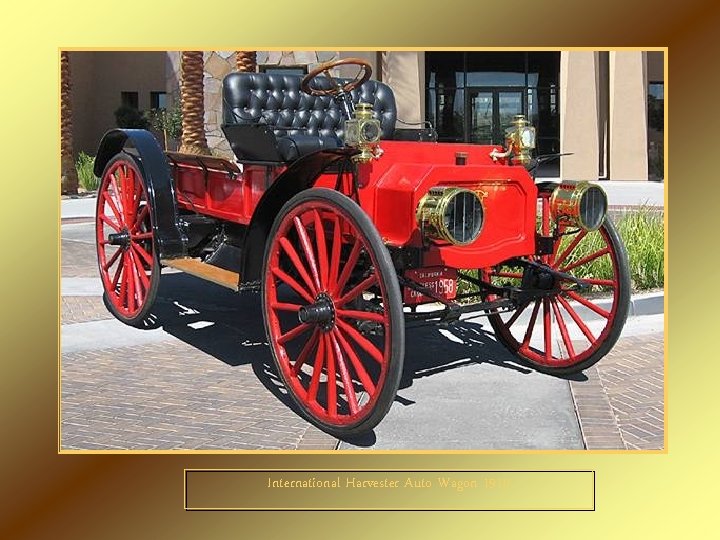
[570, 334, 664, 450]
[61, 340, 337, 450]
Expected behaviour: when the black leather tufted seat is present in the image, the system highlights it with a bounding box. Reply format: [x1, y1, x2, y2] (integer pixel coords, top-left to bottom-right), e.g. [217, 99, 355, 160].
[222, 72, 397, 162]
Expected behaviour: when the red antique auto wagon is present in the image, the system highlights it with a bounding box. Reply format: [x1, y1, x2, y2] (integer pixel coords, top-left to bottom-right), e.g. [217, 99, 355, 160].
[94, 59, 630, 436]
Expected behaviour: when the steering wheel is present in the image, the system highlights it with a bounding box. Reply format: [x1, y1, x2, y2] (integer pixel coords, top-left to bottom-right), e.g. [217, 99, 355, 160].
[301, 58, 372, 97]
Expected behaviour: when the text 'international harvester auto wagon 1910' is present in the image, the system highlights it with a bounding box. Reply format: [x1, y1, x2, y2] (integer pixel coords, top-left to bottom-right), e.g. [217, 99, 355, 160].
[93, 59, 630, 436]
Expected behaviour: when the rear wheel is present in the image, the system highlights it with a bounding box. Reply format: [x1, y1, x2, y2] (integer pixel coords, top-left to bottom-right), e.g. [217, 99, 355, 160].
[262, 188, 404, 437]
[95, 154, 160, 326]
[485, 188, 631, 374]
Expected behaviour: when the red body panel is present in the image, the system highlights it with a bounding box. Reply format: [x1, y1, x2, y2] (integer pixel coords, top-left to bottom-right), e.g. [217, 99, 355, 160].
[170, 140, 537, 270]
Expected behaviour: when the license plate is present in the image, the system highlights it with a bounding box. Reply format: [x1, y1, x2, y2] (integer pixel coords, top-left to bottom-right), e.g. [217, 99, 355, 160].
[403, 267, 458, 304]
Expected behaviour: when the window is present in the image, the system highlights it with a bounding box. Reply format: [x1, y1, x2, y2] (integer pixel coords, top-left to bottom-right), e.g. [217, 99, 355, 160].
[121, 91, 139, 109]
[647, 82, 664, 180]
[259, 65, 307, 76]
[150, 91, 167, 110]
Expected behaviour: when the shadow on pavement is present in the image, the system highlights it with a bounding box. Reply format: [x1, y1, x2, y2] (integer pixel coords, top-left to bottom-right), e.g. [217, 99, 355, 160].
[142, 273, 564, 444]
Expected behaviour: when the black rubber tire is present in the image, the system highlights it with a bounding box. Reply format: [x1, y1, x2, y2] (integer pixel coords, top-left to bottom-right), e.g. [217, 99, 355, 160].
[261, 188, 405, 437]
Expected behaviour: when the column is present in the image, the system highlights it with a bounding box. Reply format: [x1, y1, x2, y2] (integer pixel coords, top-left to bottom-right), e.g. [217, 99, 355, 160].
[560, 51, 600, 181]
[381, 52, 424, 125]
[609, 51, 648, 181]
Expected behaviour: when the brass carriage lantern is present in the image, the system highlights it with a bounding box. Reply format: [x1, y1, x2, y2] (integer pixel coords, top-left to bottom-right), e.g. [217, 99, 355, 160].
[490, 114, 536, 168]
[344, 102, 383, 162]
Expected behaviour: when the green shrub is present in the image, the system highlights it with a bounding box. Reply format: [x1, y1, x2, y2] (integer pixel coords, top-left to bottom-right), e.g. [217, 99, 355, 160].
[114, 104, 148, 129]
[145, 106, 182, 150]
[76, 152, 99, 191]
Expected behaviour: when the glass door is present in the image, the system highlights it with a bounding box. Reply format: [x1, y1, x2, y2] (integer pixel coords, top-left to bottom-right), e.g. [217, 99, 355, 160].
[468, 88, 524, 145]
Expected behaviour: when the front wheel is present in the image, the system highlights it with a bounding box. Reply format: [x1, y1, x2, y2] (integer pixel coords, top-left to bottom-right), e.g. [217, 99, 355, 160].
[485, 190, 631, 375]
[261, 188, 405, 437]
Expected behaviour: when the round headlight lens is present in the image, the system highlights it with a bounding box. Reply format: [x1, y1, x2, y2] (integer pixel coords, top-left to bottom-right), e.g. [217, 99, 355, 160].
[579, 185, 607, 231]
[360, 120, 381, 143]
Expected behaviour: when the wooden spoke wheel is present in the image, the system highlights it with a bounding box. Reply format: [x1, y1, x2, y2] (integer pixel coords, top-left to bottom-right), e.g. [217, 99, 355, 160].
[262, 188, 404, 436]
[95, 155, 160, 326]
[484, 186, 631, 374]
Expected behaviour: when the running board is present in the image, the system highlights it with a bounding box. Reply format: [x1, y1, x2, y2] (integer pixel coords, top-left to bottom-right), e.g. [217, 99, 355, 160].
[161, 258, 240, 291]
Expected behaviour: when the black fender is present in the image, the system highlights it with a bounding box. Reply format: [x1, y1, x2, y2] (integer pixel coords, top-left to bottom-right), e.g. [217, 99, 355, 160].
[240, 148, 357, 284]
[94, 129, 186, 259]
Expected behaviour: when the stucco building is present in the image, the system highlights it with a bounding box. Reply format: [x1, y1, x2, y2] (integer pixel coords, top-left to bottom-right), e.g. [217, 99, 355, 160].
[68, 50, 664, 181]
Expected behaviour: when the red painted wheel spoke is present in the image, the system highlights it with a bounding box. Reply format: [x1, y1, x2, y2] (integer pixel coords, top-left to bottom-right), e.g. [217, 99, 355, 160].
[557, 295, 596, 343]
[564, 290, 611, 319]
[551, 299, 575, 358]
[130, 250, 145, 306]
[130, 169, 142, 218]
[100, 214, 121, 232]
[553, 230, 587, 268]
[336, 309, 385, 324]
[307, 336, 326, 403]
[127, 251, 137, 312]
[491, 271, 523, 280]
[131, 232, 153, 241]
[131, 242, 154, 268]
[130, 205, 149, 234]
[271, 267, 315, 304]
[111, 255, 124, 290]
[270, 302, 302, 313]
[130, 249, 150, 291]
[520, 300, 541, 349]
[279, 237, 318, 297]
[336, 319, 384, 364]
[291, 329, 320, 376]
[328, 215, 342, 288]
[332, 238, 362, 297]
[118, 253, 129, 303]
[109, 174, 125, 224]
[278, 322, 311, 345]
[543, 298, 552, 363]
[335, 273, 378, 307]
[312, 210, 330, 289]
[293, 216, 322, 292]
[329, 331, 359, 415]
[333, 327, 376, 394]
[102, 191, 123, 224]
[504, 300, 530, 329]
[561, 247, 611, 273]
[103, 248, 122, 271]
[324, 334, 338, 416]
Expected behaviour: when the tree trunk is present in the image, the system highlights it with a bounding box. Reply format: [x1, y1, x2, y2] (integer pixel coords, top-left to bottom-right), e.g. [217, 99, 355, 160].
[179, 51, 210, 155]
[236, 51, 257, 73]
[60, 51, 79, 195]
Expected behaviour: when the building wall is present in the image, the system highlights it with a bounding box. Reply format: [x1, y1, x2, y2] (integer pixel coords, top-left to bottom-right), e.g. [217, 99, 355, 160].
[69, 52, 167, 155]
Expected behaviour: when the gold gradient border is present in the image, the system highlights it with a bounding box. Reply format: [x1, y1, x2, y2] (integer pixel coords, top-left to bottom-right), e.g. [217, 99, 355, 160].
[4, 0, 710, 536]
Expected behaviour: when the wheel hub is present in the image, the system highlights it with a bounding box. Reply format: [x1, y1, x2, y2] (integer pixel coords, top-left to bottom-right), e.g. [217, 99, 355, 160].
[298, 293, 335, 331]
[107, 229, 131, 248]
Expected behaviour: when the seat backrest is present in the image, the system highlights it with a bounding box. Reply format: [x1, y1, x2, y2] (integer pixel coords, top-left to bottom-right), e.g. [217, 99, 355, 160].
[222, 72, 396, 140]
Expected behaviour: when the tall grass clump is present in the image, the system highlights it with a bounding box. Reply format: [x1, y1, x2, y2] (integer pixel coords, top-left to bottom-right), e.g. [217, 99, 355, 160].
[558, 207, 664, 291]
[76, 152, 100, 191]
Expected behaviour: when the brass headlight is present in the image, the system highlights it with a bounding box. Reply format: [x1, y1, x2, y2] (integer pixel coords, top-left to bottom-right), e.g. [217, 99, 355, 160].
[550, 181, 608, 231]
[416, 187, 484, 245]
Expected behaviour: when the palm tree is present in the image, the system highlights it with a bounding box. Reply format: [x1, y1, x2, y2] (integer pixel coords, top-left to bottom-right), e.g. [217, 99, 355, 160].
[60, 51, 78, 195]
[236, 51, 257, 73]
[179, 51, 210, 155]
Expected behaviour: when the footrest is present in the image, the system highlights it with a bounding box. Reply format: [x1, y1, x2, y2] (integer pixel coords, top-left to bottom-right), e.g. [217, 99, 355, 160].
[162, 258, 240, 291]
